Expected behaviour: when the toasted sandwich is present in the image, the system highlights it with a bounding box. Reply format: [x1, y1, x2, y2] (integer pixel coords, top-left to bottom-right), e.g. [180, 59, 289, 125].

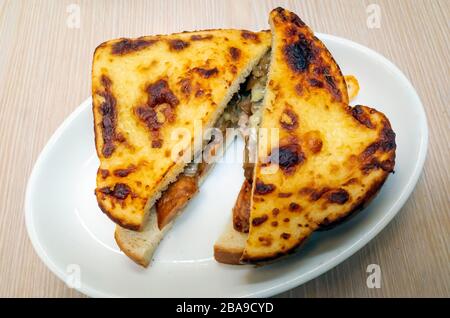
[214, 8, 396, 264]
[92, 29, 271, 266]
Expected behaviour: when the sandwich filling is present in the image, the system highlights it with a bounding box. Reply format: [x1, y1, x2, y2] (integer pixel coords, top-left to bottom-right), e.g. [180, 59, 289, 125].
[229, 51, 271, 233]
[156, 51, 271, 230]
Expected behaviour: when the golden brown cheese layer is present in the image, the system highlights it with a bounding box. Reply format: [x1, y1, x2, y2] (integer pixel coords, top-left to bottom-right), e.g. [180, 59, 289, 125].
[241, 8, 396, 262]
[93, 30, 271, 230]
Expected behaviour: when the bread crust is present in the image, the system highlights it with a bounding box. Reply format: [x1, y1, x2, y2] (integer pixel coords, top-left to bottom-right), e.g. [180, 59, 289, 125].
[213, 246, 243, 265]
[213, 221, 248, 265]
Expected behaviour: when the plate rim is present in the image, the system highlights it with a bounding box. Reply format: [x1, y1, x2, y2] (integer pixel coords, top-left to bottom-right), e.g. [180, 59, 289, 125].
[24, 33, 428, 298]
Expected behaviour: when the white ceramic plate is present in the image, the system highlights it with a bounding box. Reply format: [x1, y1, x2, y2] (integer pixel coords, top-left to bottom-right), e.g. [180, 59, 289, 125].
[25, 34, 427, 298]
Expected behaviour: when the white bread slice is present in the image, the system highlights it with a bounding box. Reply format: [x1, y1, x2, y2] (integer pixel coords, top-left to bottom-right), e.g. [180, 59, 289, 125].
[213, 220, 247, 265]
[115, 207, 172, 267]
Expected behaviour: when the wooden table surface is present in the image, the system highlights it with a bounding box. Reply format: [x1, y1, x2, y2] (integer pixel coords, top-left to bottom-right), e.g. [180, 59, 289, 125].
[0, 0, 448, 298]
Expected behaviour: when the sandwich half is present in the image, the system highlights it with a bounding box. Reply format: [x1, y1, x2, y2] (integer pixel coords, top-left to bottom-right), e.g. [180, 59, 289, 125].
[93, 29, 271, 232]
[93, 29, 272, 266]
[214, 8, 396, 264]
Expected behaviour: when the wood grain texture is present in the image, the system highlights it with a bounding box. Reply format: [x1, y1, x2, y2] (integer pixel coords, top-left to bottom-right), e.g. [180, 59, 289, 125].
[0, 0, 448, 297]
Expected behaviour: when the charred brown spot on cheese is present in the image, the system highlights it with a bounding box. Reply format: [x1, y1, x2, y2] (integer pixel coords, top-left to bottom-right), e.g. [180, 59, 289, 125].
[362, 157, 395, 174]
[380, 123, 396, 152]
[381, 159, 395, 172]
[310, 62, 345, 102]
[343, 178, 358, 186]
[241, 30, 260, 43]
[99, 183, 132, 200]
[192, 67, 219, 78]
[135, 106, 159, 130]
[303, 130, 323, 154]
[324, 75, 343, 102]
[309, 78, 324, 88]
[352, 105, 375, 129]
[100, 73, 112, 87]
[195, 89, 205, 97]
[272, 208, 280, 216]
[278, 192, 293, 198]
[161, 103, 176, 123]
[152, 139, 162, 148]
[229, 47, 241, 60]
[179, 78, 192, 96]
[115, 132, 126, 143]
[99, 169, 110, 179]
[284, 38, 313, 73]
[285, 26, 298, 37]
[274, 8, 347, 105]
[270, 144, 305, 174]
[113, 165, 136, 177]
[273, 7, 306, 27]
[190, 34, 213, 41]
[283, 217, 290, 222]
[258, 236, 272, 246]
[299, 187, 331, 201]
[168, 39, 190, 51]
[326, 189, 350, 204]
[271, 221, 278, 227]
[252, 214, 269, 226]
[313, 65, 329, 76]
[360, 121, 396, 173]
[289, 202, 302, 211]
[280, 108, 299, 130]
[360, 142, 379, 160]
[298, 187, 314, 195]
[146, 79, 179, 108]
[98, 75, 118, 158]
[113, 183, 132, 200]
[254, 179, 276, 195]
[111, 38, 157, 55]
[281, 233, 291, 240]
[295, 83, 303, 95]
[310, 188, 330, 201]
[233, 180, 252, 233]
[135, 80, 179, 145]
[312, 62, 345, 102]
